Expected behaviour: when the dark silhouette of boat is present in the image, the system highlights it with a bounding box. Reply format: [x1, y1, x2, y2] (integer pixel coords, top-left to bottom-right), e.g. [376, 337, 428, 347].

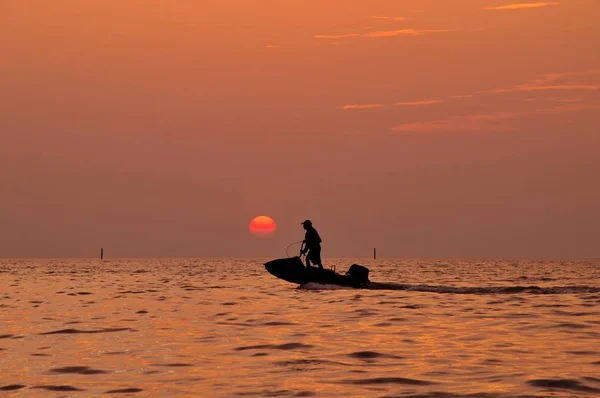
[264, 257, 371, 288]
[265, 257, 600, 294]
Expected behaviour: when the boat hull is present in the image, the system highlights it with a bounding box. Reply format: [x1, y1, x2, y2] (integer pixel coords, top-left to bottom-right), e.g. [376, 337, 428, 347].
[264, 257, 368, 288]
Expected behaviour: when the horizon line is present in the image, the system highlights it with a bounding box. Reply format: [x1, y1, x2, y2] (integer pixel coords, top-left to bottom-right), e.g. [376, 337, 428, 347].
[1, 256, 598, 262]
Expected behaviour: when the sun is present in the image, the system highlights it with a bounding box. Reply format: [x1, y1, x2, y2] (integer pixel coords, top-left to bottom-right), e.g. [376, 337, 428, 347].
[249, 216, 276, 237]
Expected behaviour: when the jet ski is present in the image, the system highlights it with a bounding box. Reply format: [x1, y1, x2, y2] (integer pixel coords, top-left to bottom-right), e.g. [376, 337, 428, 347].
[264, 256, 371, 288]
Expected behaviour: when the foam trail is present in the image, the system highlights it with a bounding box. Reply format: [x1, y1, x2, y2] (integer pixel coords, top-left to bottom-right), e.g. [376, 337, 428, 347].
[303, 282, 600, 294]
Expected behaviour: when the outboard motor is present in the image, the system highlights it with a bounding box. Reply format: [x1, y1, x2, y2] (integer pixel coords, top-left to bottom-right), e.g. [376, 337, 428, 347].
[346, 264, 370, 287]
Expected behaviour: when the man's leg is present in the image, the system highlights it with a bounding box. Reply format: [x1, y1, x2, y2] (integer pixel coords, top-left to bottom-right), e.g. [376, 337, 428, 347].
[305, 252, 312, 267]
[313, 248, 323, 269]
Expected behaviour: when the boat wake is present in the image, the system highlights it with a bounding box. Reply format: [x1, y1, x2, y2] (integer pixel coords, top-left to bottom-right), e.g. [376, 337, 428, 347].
[301, 282, 600, 295]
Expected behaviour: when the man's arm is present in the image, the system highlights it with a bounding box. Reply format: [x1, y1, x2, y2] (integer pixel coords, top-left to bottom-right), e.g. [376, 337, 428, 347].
[300, 236, 307, 254]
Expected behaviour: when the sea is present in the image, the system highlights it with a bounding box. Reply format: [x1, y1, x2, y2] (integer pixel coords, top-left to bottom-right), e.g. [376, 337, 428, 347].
[1, 258, 599, 397]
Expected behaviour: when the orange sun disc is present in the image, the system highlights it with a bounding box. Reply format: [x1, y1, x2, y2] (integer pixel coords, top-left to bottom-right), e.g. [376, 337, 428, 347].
[249, 216, 276, 237]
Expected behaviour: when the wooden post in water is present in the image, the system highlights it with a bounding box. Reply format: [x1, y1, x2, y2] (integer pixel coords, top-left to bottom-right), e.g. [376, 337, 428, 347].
[101, 248, 104, 260]
[373, 247, 376, 259]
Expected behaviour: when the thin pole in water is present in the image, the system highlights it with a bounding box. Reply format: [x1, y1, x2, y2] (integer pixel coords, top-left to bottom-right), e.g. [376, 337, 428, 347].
[101, 248, 104, 260]
[373, 248, 376, 259]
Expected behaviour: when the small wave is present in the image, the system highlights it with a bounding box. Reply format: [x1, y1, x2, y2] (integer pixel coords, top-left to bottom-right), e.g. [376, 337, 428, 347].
[234, 343, 313, 351]
[528, 378, 600, 393]
[39, 327, 132, 335]
[105, 388, 144, 394]
[32, 385, 84, 392]
[342, 376, 435, 386]
[50, 366, 107, 375]
[347, 351, 403, 360]
[0, 385, 26, 391]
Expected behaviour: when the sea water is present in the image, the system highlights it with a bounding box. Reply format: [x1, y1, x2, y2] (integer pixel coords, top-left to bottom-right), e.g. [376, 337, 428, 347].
[1, 258, 599, 397]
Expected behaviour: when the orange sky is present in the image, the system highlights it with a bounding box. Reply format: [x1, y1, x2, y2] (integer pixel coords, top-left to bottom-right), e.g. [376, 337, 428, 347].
[1, 0, 599, 258]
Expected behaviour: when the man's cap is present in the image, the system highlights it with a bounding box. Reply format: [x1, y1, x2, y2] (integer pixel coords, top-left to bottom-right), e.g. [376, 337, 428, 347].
[301, 220, 312, 225]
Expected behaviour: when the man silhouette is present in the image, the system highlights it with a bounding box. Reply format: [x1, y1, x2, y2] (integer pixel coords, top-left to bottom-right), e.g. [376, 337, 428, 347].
[300, 220, 323, 269]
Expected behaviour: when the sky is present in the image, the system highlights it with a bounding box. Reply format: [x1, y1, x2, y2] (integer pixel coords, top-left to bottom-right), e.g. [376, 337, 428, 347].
[1, 0, 599, 259]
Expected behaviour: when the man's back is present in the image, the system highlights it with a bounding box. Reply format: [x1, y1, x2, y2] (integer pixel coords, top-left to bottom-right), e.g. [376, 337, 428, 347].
[305, 227, 322, 249]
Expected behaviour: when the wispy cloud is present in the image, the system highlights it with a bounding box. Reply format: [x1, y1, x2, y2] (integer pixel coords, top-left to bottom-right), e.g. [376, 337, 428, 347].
[314, 33, 361, 39]
[532, 70, 600, 80]
[542, 103, 600, 113]
[337, 99, 442, 110]
[315, 29, 451, 40]
[337, 69, 600, 128]
[488, 84, 600, 93]
[371, 16, 408, 21]
[485, 70, 600, 93]
[484, 2, 559, 10]
[339, 104, 385, 110]
[395, 100, 442, 106]
[546, 97, 583, 103]
[391, 103, 600, 133]
[368, 29, 450, 37]
[392, 112, 523, 133]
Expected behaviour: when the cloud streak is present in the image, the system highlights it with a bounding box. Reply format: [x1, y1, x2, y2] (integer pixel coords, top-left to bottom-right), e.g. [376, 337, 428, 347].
[484, 70, 600, 93]
[488, 84, 600, 93]
[395, 100, 442, 106]
[485, 2, 559, 10]
[368, 29, 450, 38]
[338, 99, 442, 110]
[336, 70, 600, 133]
[371, 16, 408, 21]
[339, 104, 385, 110]
[392, 112, 523, 133]
[315, 29, 451, 40]
[314, 33, 361, 39]
[391, 103, 600, 133]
